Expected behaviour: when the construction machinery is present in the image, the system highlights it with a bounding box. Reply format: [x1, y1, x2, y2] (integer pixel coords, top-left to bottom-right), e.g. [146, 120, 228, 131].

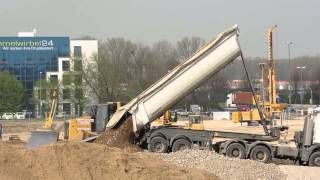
[261, 25, 287, 117]
[103, 25, 320, 166]
[153, 110, 179, 127]
[231, 25, 287, 124]
[27, 91, 121, 147]
[64, 102, 121, 141]
[187, 115, 204, 130]
[27, 88, 59, 148]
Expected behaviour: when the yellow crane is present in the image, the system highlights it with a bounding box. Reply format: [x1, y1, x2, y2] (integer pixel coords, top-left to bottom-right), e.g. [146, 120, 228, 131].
[44, 88, 58, 129]
[232, 25, 287, 124]
[264, 25, 287, 118]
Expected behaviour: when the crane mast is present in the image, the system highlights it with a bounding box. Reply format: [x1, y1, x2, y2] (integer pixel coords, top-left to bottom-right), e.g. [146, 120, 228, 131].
[267, 25, 277, 113]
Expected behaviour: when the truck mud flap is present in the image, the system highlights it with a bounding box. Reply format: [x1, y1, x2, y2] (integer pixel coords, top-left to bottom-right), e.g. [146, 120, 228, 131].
[27, 131, 58, 148]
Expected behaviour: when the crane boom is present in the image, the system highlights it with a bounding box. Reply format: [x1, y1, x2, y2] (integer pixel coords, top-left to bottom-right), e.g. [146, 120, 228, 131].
[107, 25, 242, 132]
[267, 25, 277, 107]
[44, 88, 58, 129]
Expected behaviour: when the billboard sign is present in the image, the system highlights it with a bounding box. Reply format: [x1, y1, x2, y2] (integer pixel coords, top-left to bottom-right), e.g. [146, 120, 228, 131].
[0, 37, 69, 52]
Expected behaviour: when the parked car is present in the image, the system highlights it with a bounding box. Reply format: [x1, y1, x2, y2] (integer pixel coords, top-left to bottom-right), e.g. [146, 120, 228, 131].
[14, 112, 25, 120]
[174, 109, 189, 117]
[313, 106, 320, 113]
[2, 113, 14, 120]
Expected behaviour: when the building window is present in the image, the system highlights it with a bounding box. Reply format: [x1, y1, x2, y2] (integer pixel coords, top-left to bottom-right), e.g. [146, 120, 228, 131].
[62, 89, 71, 100]
[62, 74, 71, 85]
[62, 61, 70, 71]
[74, 60, 82, 71]
[63, 103, 71, 115]
[50, 75, 58, 85]
[74, 46, 82, 57]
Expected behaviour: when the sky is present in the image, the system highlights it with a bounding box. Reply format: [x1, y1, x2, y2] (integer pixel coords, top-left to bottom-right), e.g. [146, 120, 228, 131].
[0, 0, 319, 58]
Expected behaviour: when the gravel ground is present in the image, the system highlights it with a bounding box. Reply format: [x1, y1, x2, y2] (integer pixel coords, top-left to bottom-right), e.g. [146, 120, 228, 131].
[280, 165, 319, 180]
[149, 149, 286, 180]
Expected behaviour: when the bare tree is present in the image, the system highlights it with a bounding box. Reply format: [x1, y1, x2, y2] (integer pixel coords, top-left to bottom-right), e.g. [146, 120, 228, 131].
[176, 36, 205, 61]
[83, 38, 137, 102]
[175, 37, 206, 109]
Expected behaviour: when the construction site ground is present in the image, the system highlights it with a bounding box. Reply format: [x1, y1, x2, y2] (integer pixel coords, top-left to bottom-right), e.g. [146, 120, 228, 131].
[0, 116, 318, 180]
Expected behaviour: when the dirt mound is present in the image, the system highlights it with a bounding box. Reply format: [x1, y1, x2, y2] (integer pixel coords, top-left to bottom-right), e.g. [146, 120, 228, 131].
[94, 117, 140, 152]
[0, 142, 216, 180]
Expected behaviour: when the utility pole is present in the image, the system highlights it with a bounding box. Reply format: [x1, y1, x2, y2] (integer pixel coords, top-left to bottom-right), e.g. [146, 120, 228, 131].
[286, 41, 293, 105]
[309, 87, 313, 105]
[39, 71, 43, 118]
[297, 66, 306, 105]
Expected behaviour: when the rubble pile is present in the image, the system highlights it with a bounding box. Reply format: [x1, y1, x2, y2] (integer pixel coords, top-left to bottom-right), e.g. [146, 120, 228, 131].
[153, 149, 286, 180]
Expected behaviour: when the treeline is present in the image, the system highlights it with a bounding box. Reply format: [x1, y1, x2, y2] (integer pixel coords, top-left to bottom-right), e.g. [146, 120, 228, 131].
[83, 37, 320, 109]
[225, 56, 320, 81]
[83, 37, 228, 110]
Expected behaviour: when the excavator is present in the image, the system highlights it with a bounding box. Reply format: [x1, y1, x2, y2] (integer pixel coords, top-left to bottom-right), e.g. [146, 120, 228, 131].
[27, 86, 122, 148]
[27, 88, 59, 148]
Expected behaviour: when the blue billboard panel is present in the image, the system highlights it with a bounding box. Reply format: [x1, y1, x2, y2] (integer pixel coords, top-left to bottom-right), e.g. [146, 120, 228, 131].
[0, 37, 70, 102]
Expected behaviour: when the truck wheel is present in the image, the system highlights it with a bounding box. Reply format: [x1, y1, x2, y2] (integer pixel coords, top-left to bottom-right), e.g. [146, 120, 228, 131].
[308, 151, 320, 166]
[148, 137, 168, 153]
[172, 139, 191, 152]
[226, 143, 246, 159]
[250, 145, 271, 163]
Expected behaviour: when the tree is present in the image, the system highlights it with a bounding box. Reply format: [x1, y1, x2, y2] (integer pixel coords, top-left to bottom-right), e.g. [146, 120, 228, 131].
[83, 38, 138, 102]
[0, 71, 27, 112]
[175, 37, 206, 108]
[176, 36, 205, 61]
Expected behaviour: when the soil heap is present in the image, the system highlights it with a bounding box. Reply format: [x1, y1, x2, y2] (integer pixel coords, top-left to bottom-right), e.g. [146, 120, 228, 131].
[94, 117, 139, 151]
[0, 142, 216, 180]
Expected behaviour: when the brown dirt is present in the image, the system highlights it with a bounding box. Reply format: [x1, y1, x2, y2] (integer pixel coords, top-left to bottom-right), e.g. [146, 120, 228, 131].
[94, 117, 140, 152]
[0, 142, 216, 180]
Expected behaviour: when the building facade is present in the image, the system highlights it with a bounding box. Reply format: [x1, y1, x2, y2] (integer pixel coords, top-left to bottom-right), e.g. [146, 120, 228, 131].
[0, 33, 98, 117]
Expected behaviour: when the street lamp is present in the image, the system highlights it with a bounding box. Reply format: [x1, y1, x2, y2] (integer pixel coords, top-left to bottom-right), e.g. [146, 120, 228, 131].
[309, 87, 313, 105]
[286, 41, 293, 105]
[39, 71, 43, 118]
[296, 66, 306, 105]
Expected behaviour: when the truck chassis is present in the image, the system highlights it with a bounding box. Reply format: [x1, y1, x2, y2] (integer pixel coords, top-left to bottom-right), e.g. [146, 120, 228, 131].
[145, 119, 320, 167]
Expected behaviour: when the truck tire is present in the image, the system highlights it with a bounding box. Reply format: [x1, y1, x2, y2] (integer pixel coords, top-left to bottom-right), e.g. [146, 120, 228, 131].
[250, 145, 271, 163]
[172, 139, 191, 152]
[308, 151, 320, 166]
[148, 137, 168, 153]
[226, 143, 246, 159]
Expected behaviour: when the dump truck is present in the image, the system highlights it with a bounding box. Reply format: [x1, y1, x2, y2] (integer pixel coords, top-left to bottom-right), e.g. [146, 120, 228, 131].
[104, 25, 320, 166]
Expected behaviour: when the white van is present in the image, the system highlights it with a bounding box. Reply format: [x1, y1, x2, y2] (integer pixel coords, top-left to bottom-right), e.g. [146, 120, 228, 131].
[14, 112, 25, 120]
[2, 113, 14, 120]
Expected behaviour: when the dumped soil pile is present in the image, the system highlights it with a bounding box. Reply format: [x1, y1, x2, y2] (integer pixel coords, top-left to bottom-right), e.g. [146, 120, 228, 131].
[153, 149, 286, 180]
[94, 117, 140, 151]
[0, 142, 216, 180]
